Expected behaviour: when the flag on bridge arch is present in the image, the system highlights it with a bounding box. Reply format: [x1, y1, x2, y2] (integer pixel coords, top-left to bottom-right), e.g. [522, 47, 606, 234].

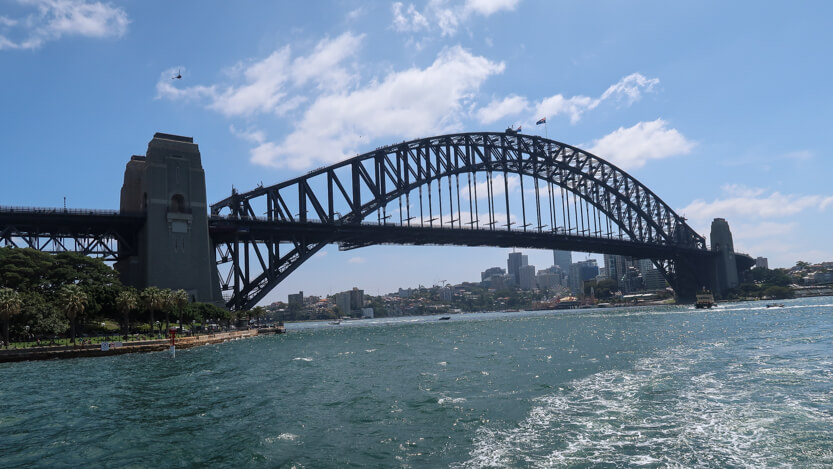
[536, 117, 546, 125]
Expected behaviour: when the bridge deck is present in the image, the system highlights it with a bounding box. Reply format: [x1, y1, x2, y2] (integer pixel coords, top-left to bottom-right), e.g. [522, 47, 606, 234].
[208, 217, 713, 260]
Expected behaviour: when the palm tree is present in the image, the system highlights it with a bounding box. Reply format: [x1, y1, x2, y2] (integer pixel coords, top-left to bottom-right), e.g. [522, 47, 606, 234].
[168, 289, 189, 331]
[251, 306, 266, 327]
[116, 288, 139, 339]
[59, 284, 87, 345]
[0, 287, 23, 347]
[141, 286, 165, 338]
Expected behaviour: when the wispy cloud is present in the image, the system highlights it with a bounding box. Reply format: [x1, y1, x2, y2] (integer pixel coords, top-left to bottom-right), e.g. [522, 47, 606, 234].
[392, 0, 520, 37]
[392, 2, 430, 32]
[585, 119, 694, 170]
[156, 32, 362, 117]
[250, 45, 504, 169]
[348, 256, 366, 264]
[679, 185, 833, 265]
[534, 73, 659, 124]
[0, 0, 128, 50]
[475, 95, 529, 124]
[680, 184, 833, 223]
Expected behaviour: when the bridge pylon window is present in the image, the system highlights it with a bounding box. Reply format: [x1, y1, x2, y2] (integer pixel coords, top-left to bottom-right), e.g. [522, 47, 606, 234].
[170, 194, 187, 213]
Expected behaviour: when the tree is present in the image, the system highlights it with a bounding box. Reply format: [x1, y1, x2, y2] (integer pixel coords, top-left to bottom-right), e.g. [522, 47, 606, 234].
[251, 306, 266, 326]
[0, 287, 23, 346]
[590, 279, 618, 300]
[169, 289, 189, 330]
[763, 285, 794, 299]
[116, 288, 139, 338]
[141, 287, 166, 338]
[52, 252, 121, 320]
[189, 302, 227, 330]
[59, 284, 87, 345]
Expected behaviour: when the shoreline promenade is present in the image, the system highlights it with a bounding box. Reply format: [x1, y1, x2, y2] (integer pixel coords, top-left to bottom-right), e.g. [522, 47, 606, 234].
[0, 328, 284, 363]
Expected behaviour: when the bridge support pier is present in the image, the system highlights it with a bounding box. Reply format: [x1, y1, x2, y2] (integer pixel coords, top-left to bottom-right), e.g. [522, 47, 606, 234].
[116, 133, 222, 305]
[671, 218, 743, 302]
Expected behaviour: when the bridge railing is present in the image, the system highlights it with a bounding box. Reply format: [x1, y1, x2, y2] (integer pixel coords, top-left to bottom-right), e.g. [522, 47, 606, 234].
[0, 205, 145, 217]
[210, 215, 691, 246]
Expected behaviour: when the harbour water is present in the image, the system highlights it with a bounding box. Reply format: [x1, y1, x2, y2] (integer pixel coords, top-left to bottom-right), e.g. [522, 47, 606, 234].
[2, 297, 832, 467]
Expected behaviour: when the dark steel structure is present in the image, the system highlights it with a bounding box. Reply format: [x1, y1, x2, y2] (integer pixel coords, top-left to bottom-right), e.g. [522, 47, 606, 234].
[210, 132, 713, 310]
[0, 206, 143, 260]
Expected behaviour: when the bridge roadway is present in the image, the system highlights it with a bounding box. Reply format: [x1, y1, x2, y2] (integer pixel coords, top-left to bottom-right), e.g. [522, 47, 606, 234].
[2, 206, 711, 261]
[208, 216, 714, 261]
[0, 206, 144, 258]
[1, 206, 754, 304]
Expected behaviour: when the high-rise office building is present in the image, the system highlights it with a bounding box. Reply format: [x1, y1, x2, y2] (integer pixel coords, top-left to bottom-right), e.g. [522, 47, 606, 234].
[507, 252, 528, 285]
[288, 291, 304, 306]
[569, 259, 599, 294]
[518, 265, 537, 290]
[481, 266, 506, 282]
[553, 250, 572, 273]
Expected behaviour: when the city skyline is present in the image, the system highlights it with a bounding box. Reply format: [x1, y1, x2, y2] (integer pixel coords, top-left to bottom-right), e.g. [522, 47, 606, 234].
[2, 1, 832, 304]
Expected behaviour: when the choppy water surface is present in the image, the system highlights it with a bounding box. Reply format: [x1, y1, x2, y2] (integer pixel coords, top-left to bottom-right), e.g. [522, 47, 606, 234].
[2, 298, 833, 467]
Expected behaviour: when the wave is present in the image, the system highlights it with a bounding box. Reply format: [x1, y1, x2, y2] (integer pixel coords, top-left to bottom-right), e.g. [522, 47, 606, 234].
[455, 342, 833, 468]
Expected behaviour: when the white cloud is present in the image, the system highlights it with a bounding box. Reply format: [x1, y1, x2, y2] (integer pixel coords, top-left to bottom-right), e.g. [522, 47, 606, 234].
[155, 67, 216, 102]
[464, 0, 520, 16]
[732, 221, 797, 240]
[535, 73, 659, 124]
[677, 185, 833, 266]
[346, 7, 364, 20]
[585, 119, 694, 170]
[475, 95, 529, 124]
[348, 256, 366, 264]
[252, 46, 504, 170]
[599, 72, 659, 104]
[679, 185, 833, 223]
[291, 32, 363, 90]
[229, 125, 266, 145]
[210, 47, 292, 117]
[0, 0, 128, 50]
[157, 32, 362, 117]
[392, 2, 430, 32]
[392, 0, 519, 37]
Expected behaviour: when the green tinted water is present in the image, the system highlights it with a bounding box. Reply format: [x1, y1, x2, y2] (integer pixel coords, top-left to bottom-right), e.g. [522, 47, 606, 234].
[2, 298, 832, 467]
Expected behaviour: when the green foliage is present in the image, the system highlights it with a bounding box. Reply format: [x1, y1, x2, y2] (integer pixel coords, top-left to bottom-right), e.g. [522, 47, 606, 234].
[59, 283, 88, 344]
[762, 285, 794, 299]
[0, 248, 54, 292]
[730, 267, 796, 299]
[587, 279, 618, 299]
[189, 302, 229, 324]
[0, 287, 23, 345]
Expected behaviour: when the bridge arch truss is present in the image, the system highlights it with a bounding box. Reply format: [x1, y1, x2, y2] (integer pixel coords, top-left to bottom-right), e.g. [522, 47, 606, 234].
[210, 132, 708, 310]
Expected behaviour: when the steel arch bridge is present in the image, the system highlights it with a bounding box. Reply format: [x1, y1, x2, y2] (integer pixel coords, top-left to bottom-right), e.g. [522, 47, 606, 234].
[210, 132, 713, 310]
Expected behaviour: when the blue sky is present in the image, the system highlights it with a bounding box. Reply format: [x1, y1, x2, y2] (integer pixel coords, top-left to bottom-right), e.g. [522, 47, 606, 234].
[2, 1, 832, 302]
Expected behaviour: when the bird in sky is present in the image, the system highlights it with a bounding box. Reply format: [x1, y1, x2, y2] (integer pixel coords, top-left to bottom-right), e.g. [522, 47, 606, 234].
[172, 69, 182, 80]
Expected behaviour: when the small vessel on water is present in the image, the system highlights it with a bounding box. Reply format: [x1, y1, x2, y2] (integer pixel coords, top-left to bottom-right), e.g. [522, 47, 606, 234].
[766, 303, 785, 308]
[695, 289, 716, 309]
[329, 319, 341, 325]
[438, 316, 451, 321]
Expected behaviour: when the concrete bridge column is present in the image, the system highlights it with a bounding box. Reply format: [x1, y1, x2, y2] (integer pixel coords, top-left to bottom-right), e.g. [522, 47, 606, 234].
[710, 217, 739, 298]
[116, 133, 222, 304]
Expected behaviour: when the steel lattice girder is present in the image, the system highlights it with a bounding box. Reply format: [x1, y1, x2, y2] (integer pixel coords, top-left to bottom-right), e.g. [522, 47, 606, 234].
[209, 132, 710, 309]
[0, 208, 144, 260]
